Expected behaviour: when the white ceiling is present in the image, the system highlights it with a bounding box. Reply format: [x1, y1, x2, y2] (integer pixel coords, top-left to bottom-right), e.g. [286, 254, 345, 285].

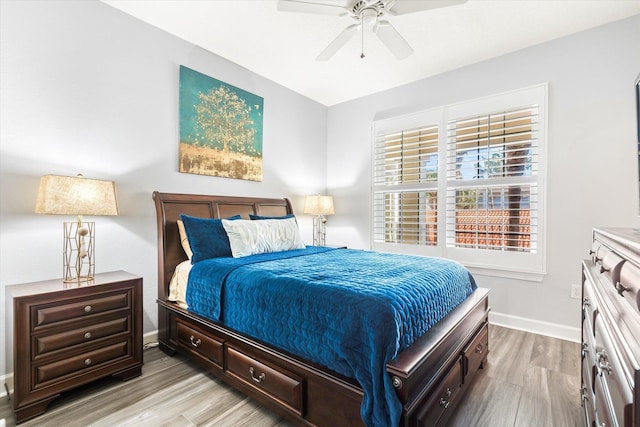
[102, 0, 640, 106]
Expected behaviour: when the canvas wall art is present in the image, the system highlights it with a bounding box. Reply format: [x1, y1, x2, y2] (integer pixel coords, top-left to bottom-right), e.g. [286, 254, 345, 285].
[179, 65, 263, 181]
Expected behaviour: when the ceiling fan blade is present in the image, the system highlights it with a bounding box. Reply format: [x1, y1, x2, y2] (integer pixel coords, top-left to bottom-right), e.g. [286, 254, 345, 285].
[316, 24, 358, 61]
[375, 20, 413, 60]
[387, 0, 467, 16]
[277, 0, 347, 16]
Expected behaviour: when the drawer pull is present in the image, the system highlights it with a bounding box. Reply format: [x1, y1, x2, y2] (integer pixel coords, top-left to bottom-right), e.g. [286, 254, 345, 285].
[581, 342, 589, 358]
[580, 386, 588, 402]
[475, 344, 484, 354]
[600, 266, 609, 274]
[84, 332, 92, 340]
[84, 358, 92, 366]
[596, 350, 613, 376]
[582, 297, 590, 310]
[189, 335, 201, 348]
[439, 387, 452, 408]
[249, 366, 266, 383]
[615, 281, 629, 296]
[84, 305, 92, 313]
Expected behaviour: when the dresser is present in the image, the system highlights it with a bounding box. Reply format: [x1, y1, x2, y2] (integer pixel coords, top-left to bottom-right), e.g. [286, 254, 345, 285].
[5, 271, 143, 424]
[582, 228, 640, 426]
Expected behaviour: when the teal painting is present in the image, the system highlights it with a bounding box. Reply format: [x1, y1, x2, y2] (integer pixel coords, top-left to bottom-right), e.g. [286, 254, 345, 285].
[179, 65, 263, 181]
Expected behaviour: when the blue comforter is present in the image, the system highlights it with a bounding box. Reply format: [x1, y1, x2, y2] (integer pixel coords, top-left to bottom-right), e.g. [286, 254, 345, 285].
[186, 247, 476, 427]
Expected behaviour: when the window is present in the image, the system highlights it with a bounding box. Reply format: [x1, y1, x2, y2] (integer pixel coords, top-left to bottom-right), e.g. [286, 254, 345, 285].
[372, 85, 547, 277]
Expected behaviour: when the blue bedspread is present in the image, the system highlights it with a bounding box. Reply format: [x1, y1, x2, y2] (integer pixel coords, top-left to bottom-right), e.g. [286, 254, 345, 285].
[186, 247, 476, 427]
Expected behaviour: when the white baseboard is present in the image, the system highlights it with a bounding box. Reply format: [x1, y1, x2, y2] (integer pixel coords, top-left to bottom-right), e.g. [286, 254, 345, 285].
[144, 330, 158, 346]
[489, 311, 581, 343]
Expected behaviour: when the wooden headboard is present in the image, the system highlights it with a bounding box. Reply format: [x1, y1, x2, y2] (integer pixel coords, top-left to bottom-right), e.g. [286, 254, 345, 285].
[152, 191, 293, 301]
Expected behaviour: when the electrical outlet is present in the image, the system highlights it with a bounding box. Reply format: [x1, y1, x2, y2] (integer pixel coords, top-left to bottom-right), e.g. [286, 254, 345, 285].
[570, 283, 581, 299]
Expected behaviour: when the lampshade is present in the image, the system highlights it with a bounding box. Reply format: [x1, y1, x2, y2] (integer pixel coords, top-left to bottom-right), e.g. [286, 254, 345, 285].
[304, 195, 335, 216]
[35, 174, 119, 216]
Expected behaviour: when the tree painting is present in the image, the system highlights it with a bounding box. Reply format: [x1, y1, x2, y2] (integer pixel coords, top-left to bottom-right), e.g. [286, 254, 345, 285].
[179, 66, 263, 181]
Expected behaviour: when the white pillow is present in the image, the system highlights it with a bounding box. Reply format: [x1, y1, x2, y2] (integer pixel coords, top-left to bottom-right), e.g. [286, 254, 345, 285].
[176, 220, 193, 259]
[222, 218, 305, 257]
[168, 260, 192, 308]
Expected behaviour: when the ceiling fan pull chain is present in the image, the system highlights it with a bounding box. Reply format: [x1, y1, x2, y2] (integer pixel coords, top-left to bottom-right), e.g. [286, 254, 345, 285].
[360, 19, 365, 59]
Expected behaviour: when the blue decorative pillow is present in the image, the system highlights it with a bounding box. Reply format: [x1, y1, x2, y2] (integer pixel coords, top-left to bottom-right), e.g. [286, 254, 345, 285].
[249, 213, 295, 220]
[179, 214, 241, 263]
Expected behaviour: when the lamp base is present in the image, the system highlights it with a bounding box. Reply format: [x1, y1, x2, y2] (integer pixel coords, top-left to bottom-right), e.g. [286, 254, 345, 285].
[312, 215, 327, 246]
[63, 221, 95, 283]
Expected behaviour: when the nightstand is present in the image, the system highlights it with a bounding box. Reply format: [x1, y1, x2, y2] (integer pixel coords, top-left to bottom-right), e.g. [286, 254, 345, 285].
[5, 271, 143, 424]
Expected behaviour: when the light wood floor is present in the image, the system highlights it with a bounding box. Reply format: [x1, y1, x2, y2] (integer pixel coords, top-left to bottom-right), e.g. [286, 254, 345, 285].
[0, 325, 582, 427]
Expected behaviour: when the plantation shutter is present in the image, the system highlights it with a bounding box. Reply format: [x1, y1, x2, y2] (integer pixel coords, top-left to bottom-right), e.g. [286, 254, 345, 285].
[372, 124, 439, 245]
[445, 105, 539, 252]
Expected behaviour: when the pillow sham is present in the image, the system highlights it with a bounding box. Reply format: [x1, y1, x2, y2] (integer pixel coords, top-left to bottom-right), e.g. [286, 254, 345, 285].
[179, 214, 241, 263]
[176, 219, 193, 259]
[248, 213, 296, 220]
[222, 217, 305, 258]
[168, 260, 192, 308]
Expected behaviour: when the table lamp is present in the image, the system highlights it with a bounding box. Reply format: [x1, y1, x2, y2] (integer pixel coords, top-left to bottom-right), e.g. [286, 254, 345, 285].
[304, 194, 334, 246]
[35, 174, 119, 282]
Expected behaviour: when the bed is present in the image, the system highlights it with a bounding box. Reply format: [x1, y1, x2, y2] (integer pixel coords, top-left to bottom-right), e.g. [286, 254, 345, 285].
[153, 191, 490, 426]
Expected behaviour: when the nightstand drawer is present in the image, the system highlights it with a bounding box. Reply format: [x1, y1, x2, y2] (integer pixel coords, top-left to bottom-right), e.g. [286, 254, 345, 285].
[226, 345, 303, 415]
[33, 291, 130, 328]
[34, 317, 130, 358]
[35, 341, 130, 386]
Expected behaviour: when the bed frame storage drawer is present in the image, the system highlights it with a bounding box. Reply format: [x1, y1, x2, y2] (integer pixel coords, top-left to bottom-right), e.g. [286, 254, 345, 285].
[463, 324, 488, 380]
[176, 319, 224, 370]
[226, 345, 304, 416]
[414, 357, 463, 427]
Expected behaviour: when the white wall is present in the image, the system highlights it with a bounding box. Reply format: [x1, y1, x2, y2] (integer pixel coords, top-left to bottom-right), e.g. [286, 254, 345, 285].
[0, 0, 328, 382]
[326, 14, 640, 340]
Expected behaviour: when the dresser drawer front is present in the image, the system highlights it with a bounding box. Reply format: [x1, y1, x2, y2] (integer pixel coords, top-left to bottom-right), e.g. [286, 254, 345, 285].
[582, 274, 598, 336]
[34, 317, 130, 358]
[415, 357, 463, 427]
[33, 291, 130, 328]
[594, 316, 634, 424]
[176, 320, 224, 369]
[226, 346, 303, 415]
[34, 341, 130, 387]
[463, 325, 488, 380]
[619, 261, 640, 314]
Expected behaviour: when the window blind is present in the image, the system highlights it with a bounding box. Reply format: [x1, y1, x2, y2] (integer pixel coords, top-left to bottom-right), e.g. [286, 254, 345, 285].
[446, 105, 539, 252]
[372, 124, 438, 245]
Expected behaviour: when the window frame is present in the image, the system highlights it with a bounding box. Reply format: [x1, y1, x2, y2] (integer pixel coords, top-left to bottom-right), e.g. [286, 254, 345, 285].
[371, 84, 547, 280]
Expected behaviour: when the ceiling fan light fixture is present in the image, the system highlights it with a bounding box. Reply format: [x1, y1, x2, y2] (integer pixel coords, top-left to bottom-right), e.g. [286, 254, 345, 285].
[361, 8, 378, 27]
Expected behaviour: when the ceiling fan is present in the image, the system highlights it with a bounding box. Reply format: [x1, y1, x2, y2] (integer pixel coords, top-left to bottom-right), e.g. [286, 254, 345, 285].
[277, 0, 467, 61]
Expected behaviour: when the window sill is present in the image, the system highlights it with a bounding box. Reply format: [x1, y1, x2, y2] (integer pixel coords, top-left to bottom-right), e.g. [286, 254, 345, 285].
[465, 264, 545, 283]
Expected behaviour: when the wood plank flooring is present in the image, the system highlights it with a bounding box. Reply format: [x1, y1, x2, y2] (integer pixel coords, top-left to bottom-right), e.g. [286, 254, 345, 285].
[0, 325, 582, 427]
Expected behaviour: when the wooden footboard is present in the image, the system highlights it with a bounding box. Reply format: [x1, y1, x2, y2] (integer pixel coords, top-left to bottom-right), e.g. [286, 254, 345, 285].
[153, 191, 490, 426]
